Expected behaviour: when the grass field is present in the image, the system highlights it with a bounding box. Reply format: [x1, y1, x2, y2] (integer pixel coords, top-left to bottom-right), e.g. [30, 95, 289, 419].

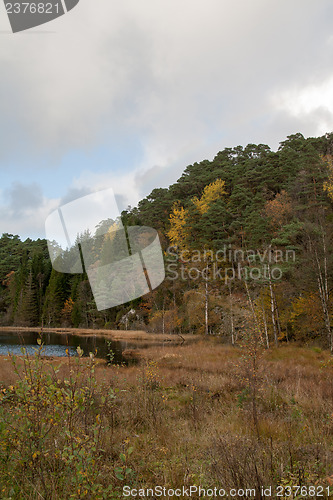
[0, 326, 189, 341]
[0, 340, 333, 499]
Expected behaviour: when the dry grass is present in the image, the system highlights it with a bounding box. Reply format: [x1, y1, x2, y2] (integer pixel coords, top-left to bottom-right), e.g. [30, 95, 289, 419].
[0, 326, 191, 341]
[0, 341, 333, 498]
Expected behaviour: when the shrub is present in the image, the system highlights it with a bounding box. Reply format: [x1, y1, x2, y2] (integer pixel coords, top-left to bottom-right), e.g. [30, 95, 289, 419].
[0, 344, 118, 499]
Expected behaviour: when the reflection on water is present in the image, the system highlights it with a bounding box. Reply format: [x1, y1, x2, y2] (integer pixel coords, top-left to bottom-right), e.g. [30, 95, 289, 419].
[0, 344, 77, 357]
[0, 331, 179, 364]
[0, 331, 130, 363]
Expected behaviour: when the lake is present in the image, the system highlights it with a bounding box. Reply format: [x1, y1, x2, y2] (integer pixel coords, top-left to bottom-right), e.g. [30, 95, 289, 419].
[0, 330, 164, 364]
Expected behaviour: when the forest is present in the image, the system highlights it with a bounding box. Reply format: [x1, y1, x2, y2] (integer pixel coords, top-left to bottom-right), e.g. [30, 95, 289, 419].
[2, 132, 333, 498]
[1, 131, 333, 350]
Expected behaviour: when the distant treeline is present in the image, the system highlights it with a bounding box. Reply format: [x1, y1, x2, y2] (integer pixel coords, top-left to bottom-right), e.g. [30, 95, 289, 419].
[2, 132, 333, 349]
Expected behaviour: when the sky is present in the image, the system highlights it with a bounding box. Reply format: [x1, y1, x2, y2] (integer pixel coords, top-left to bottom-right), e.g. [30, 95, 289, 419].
[1, 0, 333, 240]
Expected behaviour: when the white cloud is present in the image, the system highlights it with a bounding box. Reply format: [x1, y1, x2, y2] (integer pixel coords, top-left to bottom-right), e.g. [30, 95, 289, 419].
[271, 74, 333, 136]
[2, 0, 333, 238]
[71, 167, 149, 210]
[1, 0, 332, 163]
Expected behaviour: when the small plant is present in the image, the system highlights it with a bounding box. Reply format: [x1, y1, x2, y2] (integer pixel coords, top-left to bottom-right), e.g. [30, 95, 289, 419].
[236, 386, 250, 408]
[0, 343, 119, 498]
[237, 327, 264, 441]
[114, 444, 134, 482]
[106, 341, 116, 365]
[144, 360, 160, 390]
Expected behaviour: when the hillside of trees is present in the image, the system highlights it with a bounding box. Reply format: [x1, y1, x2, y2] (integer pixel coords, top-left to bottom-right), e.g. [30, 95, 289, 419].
[2, 132, 333, 349]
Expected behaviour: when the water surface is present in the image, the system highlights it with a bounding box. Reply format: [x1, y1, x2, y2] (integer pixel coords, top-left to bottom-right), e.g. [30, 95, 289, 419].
[0, 330, 179, 364]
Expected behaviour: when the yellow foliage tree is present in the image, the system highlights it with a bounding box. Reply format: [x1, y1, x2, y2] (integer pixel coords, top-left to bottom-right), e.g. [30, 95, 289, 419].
[106, 220, 121, 242]
[323, 155, 333, 200]
[289, 292, 323, 339]
[167, 203, 188, 249]
[167, 179, 227, 248]
[192, 178, 227, 214]
[61, 297, 74, 325]
[149, 308, 181, 334]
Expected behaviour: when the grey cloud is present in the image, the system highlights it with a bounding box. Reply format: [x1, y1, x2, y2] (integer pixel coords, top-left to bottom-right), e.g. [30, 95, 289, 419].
[1, 0, 333, 167]
[5, 182, 44, 214]
[2, 0, 333, 242]
[59, 187, 94, 206]
[135, 165, 165, 192]
[114, 193, 129, 212]
[59, 188, 131, 215]
[0, 182, 58, 240]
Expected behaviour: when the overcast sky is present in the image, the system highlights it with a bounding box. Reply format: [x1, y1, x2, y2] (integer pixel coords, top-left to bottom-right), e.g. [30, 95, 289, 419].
[1, 0, 333, 240]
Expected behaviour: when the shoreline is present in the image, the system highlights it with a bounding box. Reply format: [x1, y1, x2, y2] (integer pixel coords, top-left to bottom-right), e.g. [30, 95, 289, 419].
[0, 326, 192, 342]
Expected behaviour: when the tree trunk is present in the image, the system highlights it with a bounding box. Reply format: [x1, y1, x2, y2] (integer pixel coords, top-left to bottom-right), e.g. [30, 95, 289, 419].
[205, 278, 209, 335]
[229, 283, 235, 345]
[261, 299, 269, 349]
[267, 263, 278, 347]
[310, 231, 332, 352]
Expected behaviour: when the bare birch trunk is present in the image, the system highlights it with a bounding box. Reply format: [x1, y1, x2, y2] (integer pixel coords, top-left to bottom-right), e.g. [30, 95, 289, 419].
[205, 278, 209, 335]
[267, 263, 278, 347]
[261, 299, 269, 349]
[310, 230, 332, 352]
[228, 283, 235, 345]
